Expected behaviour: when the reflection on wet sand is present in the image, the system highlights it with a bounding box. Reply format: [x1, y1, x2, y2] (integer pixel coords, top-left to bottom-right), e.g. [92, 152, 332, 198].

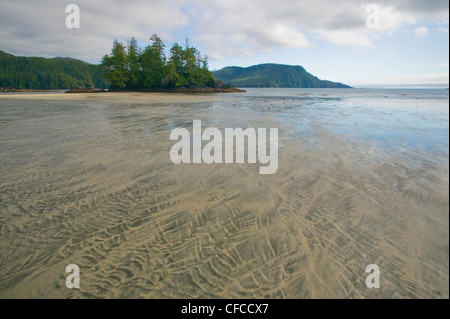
[0, 91, 448, 298]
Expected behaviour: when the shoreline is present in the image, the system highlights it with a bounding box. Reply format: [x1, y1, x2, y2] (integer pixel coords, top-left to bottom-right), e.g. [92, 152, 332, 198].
[66, 87, 246, 94]
[0, 91, 241, 103]
[0, 88, 57, 93]
[1, 86, 246, 94]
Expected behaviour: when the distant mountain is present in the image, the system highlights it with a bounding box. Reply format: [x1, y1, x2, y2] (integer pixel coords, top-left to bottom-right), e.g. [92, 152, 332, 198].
[0, 50, 109, 89]
[212, 63, 351, 88]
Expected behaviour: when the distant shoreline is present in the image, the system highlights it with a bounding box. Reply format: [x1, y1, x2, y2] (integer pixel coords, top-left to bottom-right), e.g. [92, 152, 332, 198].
[0, 87, 246, 94]
[65, 87, 246, 94]
[0, 87, 56, 93]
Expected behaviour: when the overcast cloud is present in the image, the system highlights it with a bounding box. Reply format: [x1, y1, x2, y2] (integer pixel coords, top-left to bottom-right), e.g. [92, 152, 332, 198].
[0, 0, 448, 62]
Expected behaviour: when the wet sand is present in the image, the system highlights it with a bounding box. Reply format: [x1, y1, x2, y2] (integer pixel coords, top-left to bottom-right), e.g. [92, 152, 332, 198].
[0, 91, 448, 298]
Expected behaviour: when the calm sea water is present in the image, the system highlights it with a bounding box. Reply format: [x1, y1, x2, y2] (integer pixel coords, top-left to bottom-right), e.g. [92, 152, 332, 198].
[240, 88, 449, 151]
[0, 88, 448, 298]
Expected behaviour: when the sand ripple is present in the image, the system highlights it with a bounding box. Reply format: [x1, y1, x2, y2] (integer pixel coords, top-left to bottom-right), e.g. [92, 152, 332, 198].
[0, 92, 448, 298]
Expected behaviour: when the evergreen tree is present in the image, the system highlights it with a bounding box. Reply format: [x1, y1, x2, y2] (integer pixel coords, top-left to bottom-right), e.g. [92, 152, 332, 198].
[166, 43, 188, 87]
[198, 55, 216, 88]
[127, 37, 141, 88]
[141, 34, 166, 88]
[100, 40, 128, 88]
[98, 35, 219, 90]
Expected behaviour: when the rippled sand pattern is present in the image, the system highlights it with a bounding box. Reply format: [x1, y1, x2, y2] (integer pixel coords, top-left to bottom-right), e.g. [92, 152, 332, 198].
[0, 91, 448, 298]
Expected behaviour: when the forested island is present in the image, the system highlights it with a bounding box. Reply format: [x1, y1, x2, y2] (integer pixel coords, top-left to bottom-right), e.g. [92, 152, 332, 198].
[99, 35, 242, 92]
[212, 64, 351, 88]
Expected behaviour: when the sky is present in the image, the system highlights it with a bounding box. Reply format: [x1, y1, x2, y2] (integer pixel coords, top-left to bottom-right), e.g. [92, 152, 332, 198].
[0, 0, 448, 88]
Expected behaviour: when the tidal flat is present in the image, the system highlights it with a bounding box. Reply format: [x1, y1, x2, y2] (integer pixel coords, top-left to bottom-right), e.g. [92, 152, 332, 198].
[0, 89, 448, 298]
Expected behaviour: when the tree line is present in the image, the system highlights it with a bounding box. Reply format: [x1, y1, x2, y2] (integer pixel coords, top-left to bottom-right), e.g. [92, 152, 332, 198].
[0, 50, 109, 89]
[100, 35, 217, 90]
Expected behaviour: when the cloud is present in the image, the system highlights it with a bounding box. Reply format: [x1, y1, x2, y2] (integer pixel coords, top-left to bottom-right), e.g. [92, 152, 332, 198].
[353, 72, 450, 87]
[0, 0, 189, 62]
[260, 25, 312, 49]
[316, 29, 373, 47]
[0, 0, 448, 62]
[413, 26, 429, 37]
[189, 0, 449, 59]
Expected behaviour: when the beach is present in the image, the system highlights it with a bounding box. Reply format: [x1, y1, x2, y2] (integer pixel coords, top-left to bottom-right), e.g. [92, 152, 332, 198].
[0, 89, 448, 298]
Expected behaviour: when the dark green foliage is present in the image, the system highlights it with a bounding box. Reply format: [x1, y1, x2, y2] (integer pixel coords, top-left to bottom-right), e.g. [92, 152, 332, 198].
[127, 37, 141, 88]
[100, 35, 216, 90]
[99, 40, 129, 88]
[1, 43, 350, 91]
[212, 63, 351, 88]
[0, 50, 109, 89]
[141, 34, 167, 88]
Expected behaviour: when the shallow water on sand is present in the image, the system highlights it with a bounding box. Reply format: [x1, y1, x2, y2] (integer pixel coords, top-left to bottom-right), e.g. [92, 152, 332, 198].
[0, 89, 448, 298]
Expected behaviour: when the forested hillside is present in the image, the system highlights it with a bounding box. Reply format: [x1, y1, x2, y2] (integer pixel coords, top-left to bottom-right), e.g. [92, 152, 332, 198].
[212, 64, 351, 88]
[0, 50, 109, 89]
